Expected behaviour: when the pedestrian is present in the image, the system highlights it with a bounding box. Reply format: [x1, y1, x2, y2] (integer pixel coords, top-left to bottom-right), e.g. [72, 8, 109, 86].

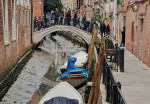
[34, 16, 38, 31]
[86, 19, 90, 32]
[120, 27, 126, 47]
[54, 8, 60, 25]
[73, 10, 77, 27]
[101, 22, 106, 37]
[50, 11, 54, 26]
[59, 9, 64, 25]
[100, 23, 103, 37]
[66, 10, 71, 26]
[41, 15, 45, 29]
[38, 16, 41, 31]
[82, 13, 86, 31]
[90, 20, 95, 33]
[106, 23, 110, 35]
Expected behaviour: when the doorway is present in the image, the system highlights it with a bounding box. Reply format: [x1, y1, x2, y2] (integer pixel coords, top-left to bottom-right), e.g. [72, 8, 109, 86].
[139, 19, 144, 60]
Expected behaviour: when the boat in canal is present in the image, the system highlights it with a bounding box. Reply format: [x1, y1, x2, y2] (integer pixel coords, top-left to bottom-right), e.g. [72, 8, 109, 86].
[59, 68, 88, 87]
[60, 51, 88, 69]
[39, 82, 83, 104]
[60, 56, 88, 87]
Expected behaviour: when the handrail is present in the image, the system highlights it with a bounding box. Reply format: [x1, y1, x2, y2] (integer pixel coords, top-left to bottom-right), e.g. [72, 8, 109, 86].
[103, 55, 127, 104]
[117, 87, 127, 104]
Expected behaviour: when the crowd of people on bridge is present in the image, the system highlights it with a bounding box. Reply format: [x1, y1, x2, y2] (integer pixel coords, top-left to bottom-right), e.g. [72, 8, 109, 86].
[34, 8, 111, 37]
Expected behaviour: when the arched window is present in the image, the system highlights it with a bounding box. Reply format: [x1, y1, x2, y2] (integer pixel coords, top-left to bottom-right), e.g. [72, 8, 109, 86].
[12, 0, 16, 40]
[3, 0, 5, 24]
[2, 0, 9, 44]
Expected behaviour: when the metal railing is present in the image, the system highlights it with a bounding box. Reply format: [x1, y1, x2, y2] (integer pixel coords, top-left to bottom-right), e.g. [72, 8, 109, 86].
[103, 55, 127, 104]
[105, 43, 124, 72]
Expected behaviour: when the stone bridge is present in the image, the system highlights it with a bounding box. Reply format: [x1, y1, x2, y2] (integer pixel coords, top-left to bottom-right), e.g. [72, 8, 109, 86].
[33, 25, 97, 61]
[33, 25, 92, 44]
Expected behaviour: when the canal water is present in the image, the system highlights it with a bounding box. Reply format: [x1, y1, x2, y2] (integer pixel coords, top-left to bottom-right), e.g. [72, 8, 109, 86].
[0, 34, 86, 104]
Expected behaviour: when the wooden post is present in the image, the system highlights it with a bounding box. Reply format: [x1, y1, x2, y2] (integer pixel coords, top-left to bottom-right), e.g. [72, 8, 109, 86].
[88, 48, 101, 104]
[88, 27, 98, 76]
[88, 38, 105, 104]
[93, 41, 105, 104]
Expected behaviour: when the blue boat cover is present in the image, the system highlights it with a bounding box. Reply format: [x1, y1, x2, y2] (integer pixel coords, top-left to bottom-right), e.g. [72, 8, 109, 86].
[43, 97, 79, 104]
[67, 57, 77, 70]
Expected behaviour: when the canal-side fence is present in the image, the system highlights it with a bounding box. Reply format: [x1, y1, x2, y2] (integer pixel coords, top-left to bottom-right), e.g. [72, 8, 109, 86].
[103, 55, 127, 104]
[105, 43, 124, 72]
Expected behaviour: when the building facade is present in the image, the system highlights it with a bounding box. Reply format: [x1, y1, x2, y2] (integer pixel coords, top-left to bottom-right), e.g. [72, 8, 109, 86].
[0, 0, 32, 74]
[33, 0, 44, 18]
[117, 0, 150, 67]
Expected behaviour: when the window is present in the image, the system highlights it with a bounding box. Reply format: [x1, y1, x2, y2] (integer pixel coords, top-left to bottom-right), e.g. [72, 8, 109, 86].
[12, 0, 14, 19]
[3, 0, 9, 44]
[26, 11, 27, 24]
[12, 0, 16, 40]
[3, 0, 5, 24]
[81, 0, 83, 6]
[23, 10, 24, 24]
[29, 11, 30, 24]
[18, 9, 20, 25]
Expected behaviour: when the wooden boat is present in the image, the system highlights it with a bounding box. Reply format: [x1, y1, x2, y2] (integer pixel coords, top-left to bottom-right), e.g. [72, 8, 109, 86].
[60, 51, 88, 69]
[59, 68, 88, 87]
[39, 82, 83, 104]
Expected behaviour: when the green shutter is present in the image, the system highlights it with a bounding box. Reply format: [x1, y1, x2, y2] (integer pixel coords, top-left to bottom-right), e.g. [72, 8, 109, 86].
[120, 0, 123, 4]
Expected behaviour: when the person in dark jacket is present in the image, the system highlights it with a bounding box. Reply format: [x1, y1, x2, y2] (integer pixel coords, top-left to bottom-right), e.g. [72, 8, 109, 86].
[106, 24, 110, 35]
[86, 19, 90, 32]
[120, 27, 126, 47]
[54, 8, 60, 25]
[34, 16, 38, 31]
[59, 9, 64, 25]
[82, 13, 86, 31]
[100, 23, 103, 37]
[90, 20, 96, 33]
[66, 10, 71, 26]
[73, 10, 77, 27]
[101, 22, 106, 37]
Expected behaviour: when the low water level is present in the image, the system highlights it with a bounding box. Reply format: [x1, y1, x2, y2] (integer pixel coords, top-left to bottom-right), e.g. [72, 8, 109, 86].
[1, 34, 86, 104]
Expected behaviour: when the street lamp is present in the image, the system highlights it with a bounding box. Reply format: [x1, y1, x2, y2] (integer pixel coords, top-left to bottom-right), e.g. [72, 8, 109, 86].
[132, 3, 140, 12]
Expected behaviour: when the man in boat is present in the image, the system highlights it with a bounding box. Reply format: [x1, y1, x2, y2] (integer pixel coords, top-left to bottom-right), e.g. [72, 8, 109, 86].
[61, 57, 77, 73]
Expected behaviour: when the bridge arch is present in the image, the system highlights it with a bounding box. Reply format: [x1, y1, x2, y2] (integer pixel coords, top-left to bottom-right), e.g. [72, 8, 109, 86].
[33, 26, 92, 44]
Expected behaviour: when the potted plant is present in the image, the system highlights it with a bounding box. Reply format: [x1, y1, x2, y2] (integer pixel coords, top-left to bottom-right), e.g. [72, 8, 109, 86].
[104, 36, 115, 55]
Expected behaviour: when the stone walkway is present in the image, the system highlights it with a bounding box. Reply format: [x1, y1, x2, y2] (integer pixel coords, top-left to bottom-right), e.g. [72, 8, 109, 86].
[113, 49, 150, 104]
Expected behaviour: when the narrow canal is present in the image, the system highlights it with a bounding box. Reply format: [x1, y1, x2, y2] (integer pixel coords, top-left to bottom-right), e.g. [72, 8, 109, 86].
[0, 33, 87, 104]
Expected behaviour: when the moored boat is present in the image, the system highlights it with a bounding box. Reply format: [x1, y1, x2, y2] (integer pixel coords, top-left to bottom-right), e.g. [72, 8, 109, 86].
[60, 51, 88, 69]
[39, 82, 83, 104]
[59, 68, 88, 87]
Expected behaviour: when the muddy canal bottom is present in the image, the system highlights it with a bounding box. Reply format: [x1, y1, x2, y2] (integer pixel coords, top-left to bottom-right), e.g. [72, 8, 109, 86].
[1, 34, 86, 104]
[28, 35, 87, 104]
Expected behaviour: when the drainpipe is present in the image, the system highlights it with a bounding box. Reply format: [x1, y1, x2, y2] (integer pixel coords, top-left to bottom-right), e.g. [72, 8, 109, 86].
[31, 0, 33, 44]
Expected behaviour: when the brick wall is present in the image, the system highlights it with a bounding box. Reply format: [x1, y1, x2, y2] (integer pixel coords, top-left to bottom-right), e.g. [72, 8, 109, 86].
[0, 0, 31, 74]
[33, 0, 44, 18]
[118, 0, 150, 67]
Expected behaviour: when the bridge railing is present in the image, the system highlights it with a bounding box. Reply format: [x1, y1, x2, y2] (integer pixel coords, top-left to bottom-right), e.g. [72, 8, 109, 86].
[33, 17, 92, 33]
[103, 55, 127, 104]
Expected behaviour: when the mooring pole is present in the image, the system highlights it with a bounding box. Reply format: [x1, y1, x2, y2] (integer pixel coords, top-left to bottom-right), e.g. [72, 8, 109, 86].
[87, 26, 98, 76]
[88, 38, 105, 104]
[93, 40, 105, 104]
